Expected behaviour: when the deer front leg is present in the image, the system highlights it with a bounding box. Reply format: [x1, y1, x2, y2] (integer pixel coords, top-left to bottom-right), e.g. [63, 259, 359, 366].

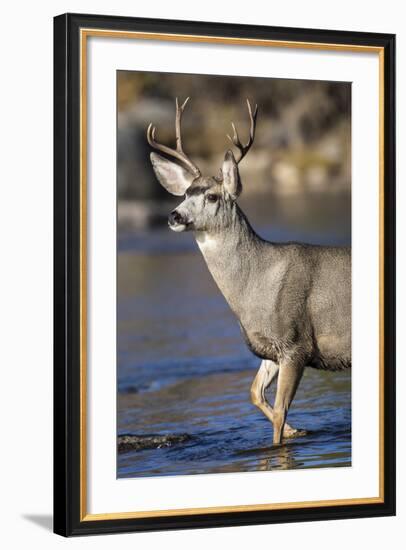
[250, 360, 296, 436]
[273, 362, 304, 445]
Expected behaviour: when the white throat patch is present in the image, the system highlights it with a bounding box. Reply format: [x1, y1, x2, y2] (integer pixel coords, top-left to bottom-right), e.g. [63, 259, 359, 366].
[195, 232, 218, 253]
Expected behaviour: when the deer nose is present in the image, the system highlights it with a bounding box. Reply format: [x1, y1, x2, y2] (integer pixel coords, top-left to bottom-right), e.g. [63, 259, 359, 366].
[168, 210, 184, 225]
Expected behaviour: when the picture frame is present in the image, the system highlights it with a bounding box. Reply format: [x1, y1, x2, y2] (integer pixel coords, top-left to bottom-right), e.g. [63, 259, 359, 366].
[53, 12, 396, 536]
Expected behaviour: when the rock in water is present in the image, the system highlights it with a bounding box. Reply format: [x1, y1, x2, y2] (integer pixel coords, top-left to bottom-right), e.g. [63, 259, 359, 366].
[117, 433, 192, 453]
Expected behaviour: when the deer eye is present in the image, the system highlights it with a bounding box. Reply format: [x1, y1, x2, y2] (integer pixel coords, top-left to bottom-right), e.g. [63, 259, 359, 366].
[207, 194, 219, 203]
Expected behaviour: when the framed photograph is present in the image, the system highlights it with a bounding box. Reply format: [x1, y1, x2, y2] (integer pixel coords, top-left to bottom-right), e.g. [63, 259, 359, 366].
[53, 13, 396, 536]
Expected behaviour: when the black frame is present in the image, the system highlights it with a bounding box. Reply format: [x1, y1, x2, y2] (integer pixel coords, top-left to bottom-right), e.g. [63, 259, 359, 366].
[54, 12, 396, 537]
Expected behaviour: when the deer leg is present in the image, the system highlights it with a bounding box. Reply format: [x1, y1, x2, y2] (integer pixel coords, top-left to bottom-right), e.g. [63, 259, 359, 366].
[250, 360, 296, 435]
[273, 362, 304, 445]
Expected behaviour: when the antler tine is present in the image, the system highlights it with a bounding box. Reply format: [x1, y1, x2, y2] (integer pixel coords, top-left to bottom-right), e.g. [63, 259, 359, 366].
[147, 97, 200, 177]
[226, 99, 258, 164]
[175, 96, 190, 154]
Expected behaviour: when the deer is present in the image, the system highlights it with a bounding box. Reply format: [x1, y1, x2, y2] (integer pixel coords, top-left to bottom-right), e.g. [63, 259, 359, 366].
[147, 97, 351, 445]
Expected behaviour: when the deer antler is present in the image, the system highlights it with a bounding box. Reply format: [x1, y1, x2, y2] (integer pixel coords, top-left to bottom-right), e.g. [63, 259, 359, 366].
[226, 99, 258, 164]
[147, 97, 201, 177]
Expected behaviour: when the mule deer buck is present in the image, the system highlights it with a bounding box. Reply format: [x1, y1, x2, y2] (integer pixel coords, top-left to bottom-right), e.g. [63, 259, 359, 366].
[147, 98, 351, 444]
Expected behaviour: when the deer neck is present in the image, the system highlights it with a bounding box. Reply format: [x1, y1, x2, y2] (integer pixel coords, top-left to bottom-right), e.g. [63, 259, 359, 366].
[195, 204, 264, 314]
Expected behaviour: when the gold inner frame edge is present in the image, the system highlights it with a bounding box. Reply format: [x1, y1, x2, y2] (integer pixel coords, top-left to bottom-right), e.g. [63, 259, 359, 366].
[79, 28, 385, 522]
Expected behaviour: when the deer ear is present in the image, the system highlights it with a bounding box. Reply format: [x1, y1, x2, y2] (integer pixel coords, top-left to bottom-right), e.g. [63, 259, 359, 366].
[221, 150, 242, 200]
[150, 152, 195, 196]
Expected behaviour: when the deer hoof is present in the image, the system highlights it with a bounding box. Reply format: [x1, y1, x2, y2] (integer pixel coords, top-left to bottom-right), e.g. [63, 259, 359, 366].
[283, 427, 307, 439]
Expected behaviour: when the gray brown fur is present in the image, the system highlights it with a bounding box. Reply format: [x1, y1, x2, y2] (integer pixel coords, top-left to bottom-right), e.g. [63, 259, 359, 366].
[147, 99, 351, 444]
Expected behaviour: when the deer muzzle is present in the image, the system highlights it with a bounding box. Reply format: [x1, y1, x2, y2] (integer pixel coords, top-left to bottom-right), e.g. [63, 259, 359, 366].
[168, 210, 190, 232]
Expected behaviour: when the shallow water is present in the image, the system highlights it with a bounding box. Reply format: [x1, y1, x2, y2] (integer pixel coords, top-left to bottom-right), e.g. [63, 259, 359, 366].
[117, 193, 351, 478]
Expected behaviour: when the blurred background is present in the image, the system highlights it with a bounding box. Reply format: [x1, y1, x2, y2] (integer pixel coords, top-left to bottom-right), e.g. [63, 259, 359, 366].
[117, 71, 351, 231]
[117, 71, 351, 479]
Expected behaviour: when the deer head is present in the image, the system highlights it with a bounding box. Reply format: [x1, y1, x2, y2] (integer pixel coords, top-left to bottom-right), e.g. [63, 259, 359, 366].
[147, 98, 258, 233]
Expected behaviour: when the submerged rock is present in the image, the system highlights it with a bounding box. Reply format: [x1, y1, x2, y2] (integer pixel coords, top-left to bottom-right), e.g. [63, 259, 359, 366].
[118, 384, 139, 394]
[118, 433, 192, 453]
